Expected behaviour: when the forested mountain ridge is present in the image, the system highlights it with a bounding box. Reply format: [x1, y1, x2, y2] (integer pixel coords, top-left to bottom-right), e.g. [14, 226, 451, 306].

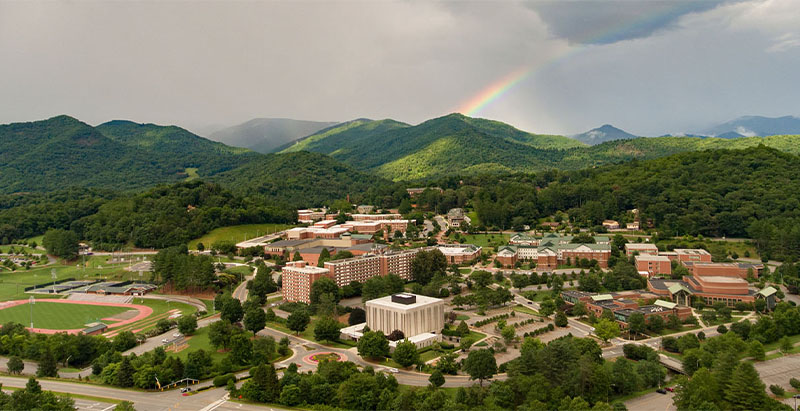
[280, 113, 586, 180]
[0, 116, 263, 193]
[208, 118, 339, 153]
[211, 151, 402, 208]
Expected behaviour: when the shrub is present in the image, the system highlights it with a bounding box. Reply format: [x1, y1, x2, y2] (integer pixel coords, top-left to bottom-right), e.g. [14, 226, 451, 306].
[790, 378, 800, 390]
[769, 384, 785, 396]
[213, 373, 237, 387]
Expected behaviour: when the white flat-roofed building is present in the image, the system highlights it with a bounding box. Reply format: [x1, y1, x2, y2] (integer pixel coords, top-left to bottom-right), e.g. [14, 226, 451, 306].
[624, 243, 659, 256]
[437, 244, 481, 264]
[366, 293, 444, 342]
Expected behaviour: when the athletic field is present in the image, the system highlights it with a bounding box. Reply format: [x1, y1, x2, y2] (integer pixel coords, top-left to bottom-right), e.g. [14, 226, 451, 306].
[0, 301, 131, 329]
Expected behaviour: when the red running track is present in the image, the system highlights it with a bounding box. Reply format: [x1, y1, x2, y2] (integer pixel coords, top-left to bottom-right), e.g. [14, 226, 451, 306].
[0, 299, 153, 335]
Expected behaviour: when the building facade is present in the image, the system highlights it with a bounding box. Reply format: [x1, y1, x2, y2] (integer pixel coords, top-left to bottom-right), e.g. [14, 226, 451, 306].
[365, 293, 445, 338]
[281, 261, 331, 303]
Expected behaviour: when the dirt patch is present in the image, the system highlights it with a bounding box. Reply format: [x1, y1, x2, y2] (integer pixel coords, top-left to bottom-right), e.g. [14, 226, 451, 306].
[103, 309, 140, 321]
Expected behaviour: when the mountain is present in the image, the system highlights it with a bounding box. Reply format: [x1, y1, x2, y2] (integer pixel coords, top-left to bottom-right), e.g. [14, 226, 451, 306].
[0, 116, 259, 193]
[570, 124, 638, 145]
[716, 131, 746, 139]
[280, 113, 586, 180]
[703, 115, 800, 137]
[209, 118, 339, 153]
[211, 151, 391, 207]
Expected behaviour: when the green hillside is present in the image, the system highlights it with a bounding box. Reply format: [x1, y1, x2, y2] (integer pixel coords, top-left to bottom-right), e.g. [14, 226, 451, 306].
[280, 113, 586, 180]
[0, 116, 261, 193]
[280, 113, 800, 180]
[212, 151, 391, 207]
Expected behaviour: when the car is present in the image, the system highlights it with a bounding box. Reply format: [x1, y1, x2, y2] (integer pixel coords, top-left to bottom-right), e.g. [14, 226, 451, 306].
[386, 367, 399, 373]
[665, 387, 675, 392]
[527, 301, 533, 305]
[173, 333, 181, 338]
[656, 388, 667, 394]
[180, 387, 192, 393]
[161, 338, 170, 343]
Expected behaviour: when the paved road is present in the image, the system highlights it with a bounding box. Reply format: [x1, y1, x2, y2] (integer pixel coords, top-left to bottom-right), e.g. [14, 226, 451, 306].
[754, 353, 800, 390]
[624, 390, 675, 411]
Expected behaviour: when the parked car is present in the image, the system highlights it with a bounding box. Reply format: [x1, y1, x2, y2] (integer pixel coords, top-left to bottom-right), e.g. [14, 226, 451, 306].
[161, 338, 170, 343]
[665, 387, 675, 392]
[656, 388, 667, 394]
[180, 387, 192, 393]
[173, 333, 181, 338]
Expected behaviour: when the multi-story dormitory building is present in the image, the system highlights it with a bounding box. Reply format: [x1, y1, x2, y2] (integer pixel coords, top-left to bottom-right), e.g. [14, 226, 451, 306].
[496, 233, 611, 269]
[281, 248, 421, 303]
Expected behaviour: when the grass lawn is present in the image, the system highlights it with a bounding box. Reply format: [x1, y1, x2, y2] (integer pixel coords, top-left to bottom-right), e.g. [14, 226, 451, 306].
[0, 301, 130, 329]
[513, 305, 540, 316]
[224, 265, 254, 277]
[466, 330, 486, 341]
[188, 224, 295, 250]
[265, 317, 352, 348]
[456, 314, 470, 321]
[466, 211, 481, 227]
[184, 167, 199, 181]
[460, 233, 510, 248]
[763, 334, 800, 352]
[650, 325, 701, 336]
[2, 384, 123, 405]
[168, 326, 223, 362]
[459, 268, 472, 275]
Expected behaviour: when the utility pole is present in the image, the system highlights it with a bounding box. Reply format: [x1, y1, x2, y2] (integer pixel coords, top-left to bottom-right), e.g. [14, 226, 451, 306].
[29, 296, 34, 328]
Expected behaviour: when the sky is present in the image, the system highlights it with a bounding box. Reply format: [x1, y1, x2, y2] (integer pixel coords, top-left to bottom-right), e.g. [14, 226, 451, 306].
[1, 0, 799, 136]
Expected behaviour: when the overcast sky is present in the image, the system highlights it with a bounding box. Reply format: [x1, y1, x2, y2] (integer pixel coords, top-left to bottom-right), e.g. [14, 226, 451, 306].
[1, 0, 798, 136]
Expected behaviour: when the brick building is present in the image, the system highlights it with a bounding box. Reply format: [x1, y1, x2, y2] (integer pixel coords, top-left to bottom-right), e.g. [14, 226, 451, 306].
[624, 243, 659, 257]
[281, 261, 331, 303]
[635, 254, 672, 277]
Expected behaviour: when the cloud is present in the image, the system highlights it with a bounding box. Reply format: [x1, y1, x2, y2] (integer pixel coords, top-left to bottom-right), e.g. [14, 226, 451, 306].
[524, 0, 743, 45]
[767, 33, 800, 52]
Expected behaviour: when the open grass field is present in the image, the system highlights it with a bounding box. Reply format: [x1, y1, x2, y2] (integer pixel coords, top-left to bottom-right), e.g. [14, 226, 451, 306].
[460, 233, 509, 248]
[188, 223, 295, 250]
[0, 301, 130, 329]
[184, 167, 199, 181]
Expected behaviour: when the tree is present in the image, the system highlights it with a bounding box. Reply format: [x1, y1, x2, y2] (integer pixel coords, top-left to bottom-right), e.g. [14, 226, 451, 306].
[37, 348, 58, 378]
[113, 331, 137, 351]
[628, 312, 645, 337]
[209, 320, 234, 349]
[42, 229, 79, 260]
[387, 329, 405, 341]
[411, 249, 447, 285]
[748, 340, 765, 361]
[114, 357, 135, 387]
[779, 335, 793, 353]
[314, 316, 341, 342]
[460, 337, 475, 352]
[463, 349, 497, 386]
[244, 307, 267, 336]
[265, 307, 277, 322]
[280, 384, 303, 406]
[435, 352, 460, 375]
[196, 242, 205, 252]
[292, 251, 302, 261]
[221, 297, 244, 323]
[594, 318, 620, 343]
[646, 315, 664, 334]
[348, 307, 366, 325]
[115, 401, 136, 411]
[230, 334, 253, 365]
[317, 248, 331, 266]
[177, 315, 197, 335]
[539, 299, 556, 317]
[725, 362, 770, 411]
[456, 320, 470, 336]
[469, 271, 493, 288]
[572, 301, 588, 317]
[393, 340, 419, 368]
[554, 311, 568, 327]
[357, 331, 389, 359]
[309, 276, 340, 307]
[240, 363, 280, 403]
[287, 310, 310, 335]
[501, 325, 516, 342]
[7, 356, 24, 374]
[429, 369, 445, 387]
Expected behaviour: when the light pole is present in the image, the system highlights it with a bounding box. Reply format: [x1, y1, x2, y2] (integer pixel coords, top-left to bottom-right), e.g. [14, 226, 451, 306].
[29, 296, 34, 328]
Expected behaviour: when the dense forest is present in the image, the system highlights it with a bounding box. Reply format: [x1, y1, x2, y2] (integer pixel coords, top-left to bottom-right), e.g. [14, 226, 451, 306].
[416, 146, 800, 260]
[70, 181, 295, 249]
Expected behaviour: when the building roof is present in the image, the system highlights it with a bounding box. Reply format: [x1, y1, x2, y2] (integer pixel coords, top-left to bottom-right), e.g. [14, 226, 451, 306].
[625, 243, 658, 250]
[667, 283, 693, 295]
[654, 300, 678, 309]
[437, 244, 481, 255]
[757, 286, 778, 297]
[365, 293, 443, 311]
[268, 239, 314, 248]
[558, 243, 611, 251]
[674, 248, 711, 256]
[282, 264, 330, 275]
[635, 254, 671, 262]
[83, 323, 108, 333]
[591, 294, 613, 302]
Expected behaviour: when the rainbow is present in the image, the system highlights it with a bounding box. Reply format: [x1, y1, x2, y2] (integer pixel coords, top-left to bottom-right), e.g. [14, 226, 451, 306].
[456, 2, 710, 117]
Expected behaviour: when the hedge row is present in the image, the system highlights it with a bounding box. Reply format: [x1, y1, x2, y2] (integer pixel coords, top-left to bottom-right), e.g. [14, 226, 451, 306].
[474, 313, 510, 327]
[523, 323, 555, 338]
